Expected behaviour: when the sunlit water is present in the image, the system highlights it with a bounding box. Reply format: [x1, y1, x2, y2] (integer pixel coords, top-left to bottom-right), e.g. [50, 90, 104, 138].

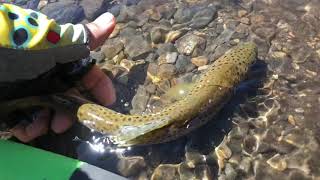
[4, 0, 320, 179]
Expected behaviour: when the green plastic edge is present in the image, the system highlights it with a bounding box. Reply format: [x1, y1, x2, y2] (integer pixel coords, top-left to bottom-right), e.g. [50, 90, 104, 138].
[0, 140, 82, 180]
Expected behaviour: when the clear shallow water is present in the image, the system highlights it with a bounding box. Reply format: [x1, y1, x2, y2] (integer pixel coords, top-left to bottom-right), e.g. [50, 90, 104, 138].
[4, 0, 320, 179]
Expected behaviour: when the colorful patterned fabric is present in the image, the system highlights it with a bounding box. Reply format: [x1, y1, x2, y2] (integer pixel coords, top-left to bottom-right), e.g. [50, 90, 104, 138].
[0, 3, 88, 50]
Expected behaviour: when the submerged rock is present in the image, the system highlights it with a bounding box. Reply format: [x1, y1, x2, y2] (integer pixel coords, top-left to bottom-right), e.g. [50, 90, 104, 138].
[174, 7, 194, 24]
[117, 156, 146, 177]
[176, 34, 206, 56]
[150, 27, 168, 44]
[80, 0, 106, 20]
[130, 85, 150, 114]
[157, 64, 177, 80]
[190, 7, 217, 28]
[101, 40, 124, 60]
[41, 2, 85, 24]
[123, 35, 152, 60]
[158, 52, 178, 65]
[151, 164, 180, 180]
[175, 54, 192, 73]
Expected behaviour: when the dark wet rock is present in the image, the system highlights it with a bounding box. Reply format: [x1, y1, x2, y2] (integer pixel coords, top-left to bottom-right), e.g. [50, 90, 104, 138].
[190, 7, 217, 29]
[224, 19, 240, 30]
[116, 6, 128, 23]
[196, 164, 214, 179]
[126, 21, 139, 29]
[145, 8, 162, 21]
[151, 164, 179, 180]
[251, 34, 270, 59]
[120, 27, 139, 37]
[145, 53, 158, 63]
[130, 85, 150, 114]
[150, 27, 169, 44]
[90, 51, 105, 63]
[80, 0, 105, 20]
[209, 43, 231, 62]
[14, 0, 29, 6]
[176, 34, 206, 56]
[174, 7, 194, 24]
[123, 35, 152, 60]
[253, 26, 276, 42]
[159, 19, 172, 27]
[136, 12, 149, 27]
[156, 3, 177, 20]
[186, 63, 197, 73]
[108, 4, 121, 17]
[101, 39, 124, 60]
[175, 73, 194, 84]
[124, 0, 140, 6]
[239, 0, 254, 11]
[14, 0, 39, 9]
[27, 0, 40, 9]
[158, 64, 177, 80]
[208, 21, 225, 34]
[156, 43, 177, 55]
[117, 156, 146, 177]
[175, 54, 192, 73]
[145, 83, 157, 94]
[124, 5, 143, 21]
[41, 1, 85, 24]
[116, 71, 129, 85]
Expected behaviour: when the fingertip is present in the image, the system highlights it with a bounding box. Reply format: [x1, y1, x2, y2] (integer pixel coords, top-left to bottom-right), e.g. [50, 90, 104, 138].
[51, 112, 74, 134]
[91, 73, 116, 106]
[86, 12, 116, 49]
[81, 65, 116, 106]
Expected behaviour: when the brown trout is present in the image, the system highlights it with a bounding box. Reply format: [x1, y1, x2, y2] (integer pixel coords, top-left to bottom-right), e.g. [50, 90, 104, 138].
[76, 42, 258, 146]
[0, 42, 257, 145]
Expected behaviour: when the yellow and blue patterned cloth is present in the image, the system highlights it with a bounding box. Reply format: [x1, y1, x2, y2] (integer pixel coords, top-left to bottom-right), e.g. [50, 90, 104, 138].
[0, 3, 88, 50]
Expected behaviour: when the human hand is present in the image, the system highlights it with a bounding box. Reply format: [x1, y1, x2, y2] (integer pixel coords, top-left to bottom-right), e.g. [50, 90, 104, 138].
[10, 12, 116, 142]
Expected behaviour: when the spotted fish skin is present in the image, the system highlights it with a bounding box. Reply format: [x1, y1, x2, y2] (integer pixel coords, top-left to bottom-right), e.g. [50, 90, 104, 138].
[77, 42, 258, 146]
